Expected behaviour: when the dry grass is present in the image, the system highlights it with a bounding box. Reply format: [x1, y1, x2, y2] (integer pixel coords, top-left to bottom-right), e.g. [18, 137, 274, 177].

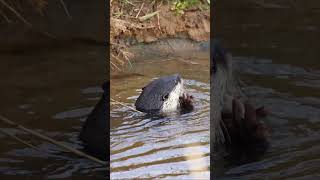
[110, 0, 165, 71]
[110, 0, 149, 71]
[0, 0, 71, 25]
[0, 0, 47, 23]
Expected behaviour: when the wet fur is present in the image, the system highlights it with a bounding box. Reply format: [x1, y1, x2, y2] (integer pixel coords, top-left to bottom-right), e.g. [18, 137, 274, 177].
[79, 82, 108, 161]
[135, 74, 193, 114]
[211, 40, 270, 161]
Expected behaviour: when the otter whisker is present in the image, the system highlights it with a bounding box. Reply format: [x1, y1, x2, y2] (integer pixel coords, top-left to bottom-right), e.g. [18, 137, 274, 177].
[220, 119, 231, 145]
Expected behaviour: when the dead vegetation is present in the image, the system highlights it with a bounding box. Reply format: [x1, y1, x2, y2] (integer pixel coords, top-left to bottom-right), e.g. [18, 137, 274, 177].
[0, 0, 70, 25]
[0, 0, 44, 26]
[110, 0, 210, 71]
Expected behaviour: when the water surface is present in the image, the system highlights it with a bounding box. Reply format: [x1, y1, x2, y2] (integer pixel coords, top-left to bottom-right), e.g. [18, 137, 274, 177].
[0, 42, 107, 178]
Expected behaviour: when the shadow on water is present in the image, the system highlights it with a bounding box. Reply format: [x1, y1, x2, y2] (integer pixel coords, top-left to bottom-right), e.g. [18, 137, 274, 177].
[110, 39, 210, 179]
[214, 0, 320, 179]
[0, 42, 107, 178]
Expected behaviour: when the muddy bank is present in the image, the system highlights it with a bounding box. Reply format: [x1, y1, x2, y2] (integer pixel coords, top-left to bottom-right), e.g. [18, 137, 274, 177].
[129, 38, 209, 58]
[110, 0, 210, 69]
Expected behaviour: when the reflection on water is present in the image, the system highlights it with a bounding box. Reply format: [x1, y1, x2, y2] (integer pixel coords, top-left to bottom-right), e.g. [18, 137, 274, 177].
[215, 1, 320, 179]
[0, 42, 106, 178]
[110, 40, 210, 179]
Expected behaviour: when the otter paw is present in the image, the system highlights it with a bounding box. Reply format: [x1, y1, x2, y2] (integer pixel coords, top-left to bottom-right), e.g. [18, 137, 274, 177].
[179, 94, 194, 113]
[221, 99, 271, 162]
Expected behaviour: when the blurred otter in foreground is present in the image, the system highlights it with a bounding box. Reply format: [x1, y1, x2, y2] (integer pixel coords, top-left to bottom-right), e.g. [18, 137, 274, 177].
[211, 40, 271, 162]
[79, 82, 108, 161]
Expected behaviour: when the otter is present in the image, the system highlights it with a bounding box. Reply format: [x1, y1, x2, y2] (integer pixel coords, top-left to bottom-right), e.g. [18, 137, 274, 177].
[79, 82, 108, 161]
[211, 40, 270, 162]
[79, 75, 194, 160]
[135, 74, 194, 114]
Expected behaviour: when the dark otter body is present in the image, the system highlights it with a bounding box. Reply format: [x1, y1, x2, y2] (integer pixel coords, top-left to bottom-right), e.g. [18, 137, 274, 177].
[211, 40, 270, 162]
[79, 82, 108, 161]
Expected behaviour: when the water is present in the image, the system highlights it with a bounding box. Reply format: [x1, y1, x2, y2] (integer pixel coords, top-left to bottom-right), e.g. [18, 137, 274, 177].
[110, 40, 210, 179]
[2, 1, 320, 178]
[0, 42, 107, 178]
[214, 1, 320, 179]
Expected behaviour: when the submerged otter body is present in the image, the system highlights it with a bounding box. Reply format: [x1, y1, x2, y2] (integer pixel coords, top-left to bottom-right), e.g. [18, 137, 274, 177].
[79, 82, 108, 161]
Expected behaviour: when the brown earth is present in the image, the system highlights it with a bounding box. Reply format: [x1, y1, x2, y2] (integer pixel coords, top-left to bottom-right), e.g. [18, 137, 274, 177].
[110, 0, 210, 70]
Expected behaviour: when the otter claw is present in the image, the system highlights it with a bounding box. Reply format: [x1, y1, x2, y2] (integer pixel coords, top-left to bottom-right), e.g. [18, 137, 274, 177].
[256, 106, 269, 118]
[221, 98, 271, 161]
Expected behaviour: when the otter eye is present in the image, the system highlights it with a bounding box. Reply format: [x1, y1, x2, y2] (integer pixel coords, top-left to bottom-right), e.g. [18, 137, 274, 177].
[162, 94, 169, 101]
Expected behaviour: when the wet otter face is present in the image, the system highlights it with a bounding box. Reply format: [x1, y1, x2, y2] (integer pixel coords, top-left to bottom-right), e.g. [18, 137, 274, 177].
[135, 74, 193, 114]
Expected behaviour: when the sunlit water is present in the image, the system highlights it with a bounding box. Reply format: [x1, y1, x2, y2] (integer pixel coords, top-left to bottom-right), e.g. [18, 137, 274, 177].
[0, 42, 107, 178]
[214, 1, 320, 179]
[110, 40, 210, 179]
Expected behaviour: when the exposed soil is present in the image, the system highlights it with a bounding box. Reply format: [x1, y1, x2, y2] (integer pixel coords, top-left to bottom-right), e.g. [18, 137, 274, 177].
[110, 0, 210, 70]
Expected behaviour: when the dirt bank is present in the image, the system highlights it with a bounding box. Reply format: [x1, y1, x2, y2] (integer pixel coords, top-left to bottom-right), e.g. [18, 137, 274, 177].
[110, 0, 210, 70]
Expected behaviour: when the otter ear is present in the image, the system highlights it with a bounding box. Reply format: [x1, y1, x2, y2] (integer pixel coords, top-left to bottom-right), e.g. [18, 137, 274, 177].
[142, 87, 145, 91]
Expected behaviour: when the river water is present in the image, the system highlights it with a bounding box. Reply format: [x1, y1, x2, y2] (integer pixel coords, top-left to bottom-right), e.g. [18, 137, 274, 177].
[214, 1, 320, 179]
[110, 40, 210, 179]
[1, 1, 320, 178]
[0, 42, 107, 178]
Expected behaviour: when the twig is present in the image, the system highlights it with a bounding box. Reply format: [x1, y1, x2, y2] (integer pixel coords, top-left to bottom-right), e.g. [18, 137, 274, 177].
[220, 120, 231, 144]
[110, 98, 143, 113]
[123, 0, 135, 7]
[111, 53, 125, 64]
[59, 0, 72, 19]
[111, 42, 127, 48]
[0, 0, 32, 27]
[157, 12, 161, 30]
[0, 128, 39, 150]
[0, 9, 11, 23]
[135, 2, 144, 18]
[0, 114, 107, 166]
[138, 10, 160, 22]
[110, 58, 122, 71]
[124, 54, 133, 69]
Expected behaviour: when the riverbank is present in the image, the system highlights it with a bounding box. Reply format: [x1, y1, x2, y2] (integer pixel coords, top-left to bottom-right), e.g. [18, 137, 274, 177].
[0, 1, 104, 51]
[110, 0, 210, 70]
[0, 1, 210, 71]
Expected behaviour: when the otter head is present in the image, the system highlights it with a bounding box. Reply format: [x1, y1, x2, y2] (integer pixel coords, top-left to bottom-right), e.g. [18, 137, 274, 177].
[211, 40, 232, 77]
[135, 74, 193, 114]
